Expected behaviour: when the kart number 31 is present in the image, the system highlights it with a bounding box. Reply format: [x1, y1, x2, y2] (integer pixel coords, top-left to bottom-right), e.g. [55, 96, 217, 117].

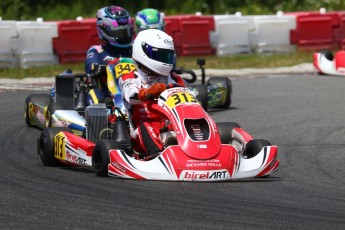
[166, 92, 197, 108]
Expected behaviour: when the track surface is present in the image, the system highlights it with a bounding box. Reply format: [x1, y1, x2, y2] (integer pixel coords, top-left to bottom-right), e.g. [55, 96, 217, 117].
[1, 73, 345, 229]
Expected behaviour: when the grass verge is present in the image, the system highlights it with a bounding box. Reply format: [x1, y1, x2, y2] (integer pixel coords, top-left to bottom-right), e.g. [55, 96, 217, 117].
[0, 50, 314, 79]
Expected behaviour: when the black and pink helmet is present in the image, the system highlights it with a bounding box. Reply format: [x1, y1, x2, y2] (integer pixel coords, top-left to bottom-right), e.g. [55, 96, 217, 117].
[96, 6, 133, 48]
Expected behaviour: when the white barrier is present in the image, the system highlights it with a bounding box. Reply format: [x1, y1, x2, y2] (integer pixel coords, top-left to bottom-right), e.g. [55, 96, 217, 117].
[0, 20, 18, 68]
[14, 18, 58, 68]
[249, 13, 297, 53]
[0, 14, 299, 68]
[210, 14, 256, 55]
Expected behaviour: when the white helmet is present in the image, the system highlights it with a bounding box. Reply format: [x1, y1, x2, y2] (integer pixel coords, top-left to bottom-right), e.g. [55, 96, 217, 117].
[132, 29, 174, 76]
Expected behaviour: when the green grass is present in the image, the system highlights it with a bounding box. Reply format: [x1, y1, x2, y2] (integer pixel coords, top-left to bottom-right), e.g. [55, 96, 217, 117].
[176, 49, 314, 69]
[0, 50, 315, 79]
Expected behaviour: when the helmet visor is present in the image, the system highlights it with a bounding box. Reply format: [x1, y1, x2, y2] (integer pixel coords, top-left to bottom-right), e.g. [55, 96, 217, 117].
[105, 25, 133, 44]
[141, 42, 174, 64]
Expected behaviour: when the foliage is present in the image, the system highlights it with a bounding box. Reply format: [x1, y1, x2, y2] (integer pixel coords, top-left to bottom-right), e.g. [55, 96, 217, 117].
[1, 0, 345, 20]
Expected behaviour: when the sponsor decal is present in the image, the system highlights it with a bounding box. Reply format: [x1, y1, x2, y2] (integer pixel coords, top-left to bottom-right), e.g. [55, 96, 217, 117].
[164, 39, 172, 45]
[103, 56, 115, 62]
[181, 170, 229, 180]
[78, 147, 87, 156]
[52, 117, 71, 127]
[66, 151, 87, 165]
[338, 67, 345, 74]
[148, 126, 158, 139]
[111, 162, 127, 173]
[87, 52, 94, 59]
[119, 18, 128, 24]
[76, 157, 87, 165]
[186, 159, 222, 168]
[167, 87, 193, 93]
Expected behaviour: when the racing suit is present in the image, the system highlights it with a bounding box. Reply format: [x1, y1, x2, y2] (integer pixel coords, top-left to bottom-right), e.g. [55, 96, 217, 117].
[119, 68, 186, 156]
[84, 44, 131, 105]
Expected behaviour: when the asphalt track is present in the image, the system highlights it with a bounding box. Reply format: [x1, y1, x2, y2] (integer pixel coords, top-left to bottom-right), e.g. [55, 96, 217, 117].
[1, 72, 345, 229]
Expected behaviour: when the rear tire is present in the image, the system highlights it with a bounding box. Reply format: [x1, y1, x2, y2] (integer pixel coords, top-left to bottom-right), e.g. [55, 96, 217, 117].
[46, 102, 65, 127]
[38, 127, 71, 166]
[217, 122, 241, 144]
[24, 94, 51, 127]
[243, 139, 272, 159]
[207, 77, 232, 108]
[92, 140, 122, 177]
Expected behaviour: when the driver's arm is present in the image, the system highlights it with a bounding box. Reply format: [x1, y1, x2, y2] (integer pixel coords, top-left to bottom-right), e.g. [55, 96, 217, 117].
[85, 46, 102, 74]
[119, 72, 142, 105]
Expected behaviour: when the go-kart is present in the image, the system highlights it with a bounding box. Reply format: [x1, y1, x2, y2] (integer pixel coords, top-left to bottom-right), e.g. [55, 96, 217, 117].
[37, 85, 279, 181]
[24, 58, 232, 135]
[313, 50, 345, 76]
[24, 58, 137, 135]
[175, 59, 232, 111]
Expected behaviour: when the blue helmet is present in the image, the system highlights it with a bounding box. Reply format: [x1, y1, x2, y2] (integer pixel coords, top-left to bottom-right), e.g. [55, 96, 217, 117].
[96, 6, 133, 48]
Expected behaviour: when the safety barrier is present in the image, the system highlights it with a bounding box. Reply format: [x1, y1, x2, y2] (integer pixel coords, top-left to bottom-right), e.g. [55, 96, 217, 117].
[0, 20, 18, 68]
[52, 18, 98, 64]
[2, 9, 345, 68]
[165, 15, 215, 56]
[334, 12, 345, 50]
[0, 18, 58, 68]
[288, 11, 340, 50]
[249, 13, 296, 53]
[210, 13, 255, 55]
[15, 18, 58, 68]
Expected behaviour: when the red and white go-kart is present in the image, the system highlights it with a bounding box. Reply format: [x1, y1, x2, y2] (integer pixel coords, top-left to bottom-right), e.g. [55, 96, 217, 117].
[37, 86, 279, 181]
[314, 50, 345, 76]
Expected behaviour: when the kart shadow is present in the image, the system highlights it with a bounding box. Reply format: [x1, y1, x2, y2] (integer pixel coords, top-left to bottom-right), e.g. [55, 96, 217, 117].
[59, 165, 94, 174]
[230, 176, 283, 183]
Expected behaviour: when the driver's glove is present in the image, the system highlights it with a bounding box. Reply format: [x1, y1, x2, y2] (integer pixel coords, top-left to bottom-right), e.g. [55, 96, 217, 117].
[138, 83, 168, 101]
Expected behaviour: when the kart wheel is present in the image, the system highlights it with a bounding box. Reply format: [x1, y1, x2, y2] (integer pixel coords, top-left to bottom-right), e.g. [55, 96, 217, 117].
[38, 127, 71, 166]
[242, 139, 272, 159]
[24, 94, 51, 127]
[92, 139, 122, 177]
[216, 122, 241, 144]
[321, 50, 333, 61]
[46, 102, 64, 127]
[192, 84, 208, 111]
[207, 77, 232, 108]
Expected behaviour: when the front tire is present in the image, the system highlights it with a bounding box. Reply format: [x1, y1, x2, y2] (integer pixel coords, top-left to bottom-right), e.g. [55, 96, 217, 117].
[192, 84, 208, 111]
[92, 140, 122, 177]
[321, 50, 333, 61]
[217, 122, 241, 144]
[242, 139, 272, 159]
[38, 127, 71, 166]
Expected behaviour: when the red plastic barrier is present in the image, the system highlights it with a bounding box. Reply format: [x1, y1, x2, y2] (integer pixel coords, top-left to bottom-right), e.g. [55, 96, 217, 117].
[288, 12, 340, 50]
[164, 16, 180, 38]
[165, 15, 215, 56]
[53, 18, 99, 63]
[333, 12, 345, 50]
